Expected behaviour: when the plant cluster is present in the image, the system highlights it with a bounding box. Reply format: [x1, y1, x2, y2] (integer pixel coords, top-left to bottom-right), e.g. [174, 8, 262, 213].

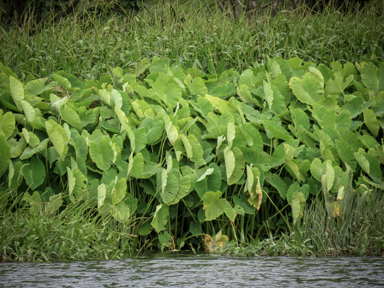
[0, 55, 383, 259]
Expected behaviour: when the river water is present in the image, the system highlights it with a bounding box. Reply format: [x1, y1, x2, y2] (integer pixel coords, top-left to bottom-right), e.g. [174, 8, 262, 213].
[1, 253, 383, 287]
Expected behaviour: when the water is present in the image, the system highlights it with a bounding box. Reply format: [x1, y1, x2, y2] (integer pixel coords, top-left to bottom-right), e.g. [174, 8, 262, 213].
[1, 253, 384, 287]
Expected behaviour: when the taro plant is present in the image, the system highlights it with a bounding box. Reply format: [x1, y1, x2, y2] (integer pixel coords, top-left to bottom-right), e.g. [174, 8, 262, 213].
[0, 56, 383, 252]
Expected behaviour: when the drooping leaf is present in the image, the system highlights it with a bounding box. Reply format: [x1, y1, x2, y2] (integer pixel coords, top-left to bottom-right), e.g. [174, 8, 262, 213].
[292, 192, 306, 225]
[151, 204, 169, 232]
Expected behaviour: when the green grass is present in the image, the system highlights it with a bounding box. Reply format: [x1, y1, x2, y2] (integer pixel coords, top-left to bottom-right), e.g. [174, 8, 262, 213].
[216, 189, 384, 257]
[0, 0, 383, 81]
[0, 191, 135, 262]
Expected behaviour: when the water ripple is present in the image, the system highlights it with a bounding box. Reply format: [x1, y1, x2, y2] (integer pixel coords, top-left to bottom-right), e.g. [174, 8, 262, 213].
[1, 254, 384, 287]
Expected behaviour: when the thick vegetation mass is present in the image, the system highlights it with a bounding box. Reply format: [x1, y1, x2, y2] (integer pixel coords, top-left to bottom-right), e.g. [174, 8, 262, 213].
[0, 55, 383, 260]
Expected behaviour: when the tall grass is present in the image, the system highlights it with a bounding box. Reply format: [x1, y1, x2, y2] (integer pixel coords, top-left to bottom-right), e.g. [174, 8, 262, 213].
[218, 188, 384, 257]
[0, 0, 383, 80]
[0, 191, 135, 262]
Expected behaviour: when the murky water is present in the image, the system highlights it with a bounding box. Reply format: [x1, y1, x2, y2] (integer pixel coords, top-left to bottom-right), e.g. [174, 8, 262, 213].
[1, 253, 384, 287]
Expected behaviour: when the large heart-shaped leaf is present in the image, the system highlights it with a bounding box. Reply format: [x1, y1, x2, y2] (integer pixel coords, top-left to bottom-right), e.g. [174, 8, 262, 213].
[89, 136, 114, 171]
[289, 72, 324, 105]
[22, 157, 46, 190]
[202, 191, 235, 221]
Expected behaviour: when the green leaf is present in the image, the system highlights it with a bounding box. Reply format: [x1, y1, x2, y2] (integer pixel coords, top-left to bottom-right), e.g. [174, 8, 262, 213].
[325, 73, 354, 95]
[157, 232, 172, 250]
[194, 163, 222, 198]
[151, 204, 169, 232]
[265, 173, 287, 199]
[0, 111, 15, 139]
[152, 77, 181, 108]
[111, 202, 132, 223]
[8, 160, 23, 190]
[22, 191, 42, 216]
[20, 138, 49, 160]
[292, 192, 305, 225]
[133, 127, 147, 153]
[45, 119, 69, 161]
[89, 137, 114, 171]
[190, 97, 213, 120]
[335, 139, 357, 171]
[111, 178, 127, 205]
[210, 83, 236, 99]
[53, 74, 71, 89]
[67, 167, 87, 202]
[22, 157, 46, 190]
[227, 122, 236, 148]
[60, 106, 82, 131]
[26, 78, 58, 95]
[187, 76, 208, 96]
[9, 76, 24, 110]
[354, 152, 382, 183]
[8, 138, 26, 160]
[224, 146, 235, 181]
[171, 174, 193, 205]
[227, 146, 245, 185]
[0, 134, 11, 177]
[361, 62, 384, 95]
[189, 134, 204, 163]
[237, 84, 253, 103]
[140, 117, 164, 144]
[129, 152, 144, 178]
[202, 191, 235, 221]
[190, 222, 202, 235]
[161, 169, 179, 204]
[138, 221, 153, 236]
[363, 109, 380, 137]
[289, 73, 324, 105]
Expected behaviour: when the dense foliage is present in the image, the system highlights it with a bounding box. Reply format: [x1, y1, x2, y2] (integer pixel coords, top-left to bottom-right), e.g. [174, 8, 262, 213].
[0, 56, 383, 254]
